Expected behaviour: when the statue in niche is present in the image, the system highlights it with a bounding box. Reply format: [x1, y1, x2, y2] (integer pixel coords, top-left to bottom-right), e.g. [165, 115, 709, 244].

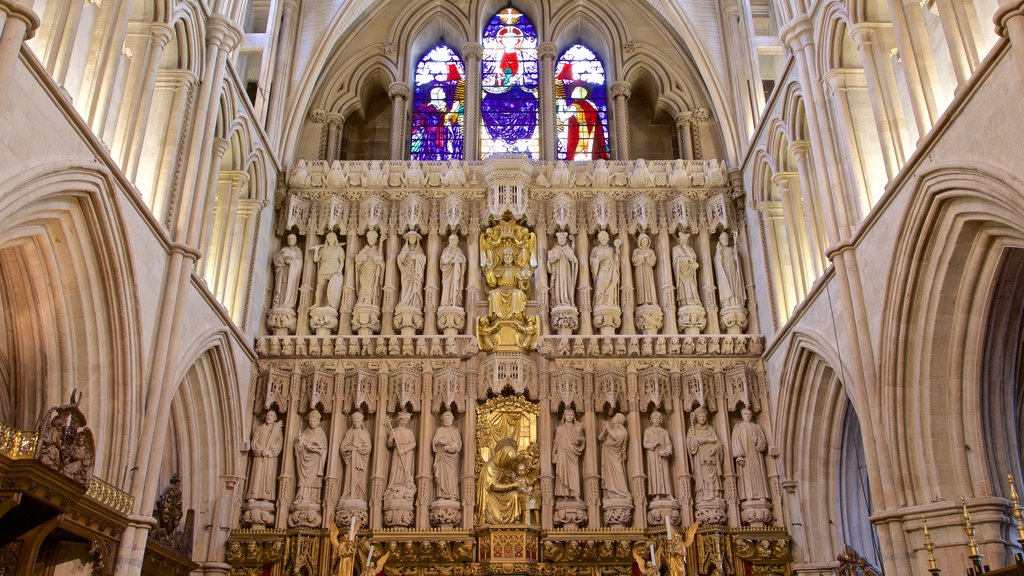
[547, 231, 578, 308]
[294, 409, 328, 504]
[732, 407, 770, 501]
[439, 234, 467, 308]
[598, 413, 630, 500]
[340, 411, 371, 502]
[432, 411, 462, 501]
[397, 231, 427, 312]
[553, 408, 585, 499]
[629, 159, 654, 188]
[644, 411, 674, 498]
[590, 230, 621, 309]
[247, 411, 284, 501]
[384, 412, 417, 501]
[355, 229, 385, 307]
[312, 232, 345, 309]
[271, 234, 303, 311]
[714, 233, 745, 308]
[632, 233, 658, 306]
[476, 438, 524, 524]
[482, 246, 533, 320]
[673, 232, 701, 306]
[686, 407, 723, 502]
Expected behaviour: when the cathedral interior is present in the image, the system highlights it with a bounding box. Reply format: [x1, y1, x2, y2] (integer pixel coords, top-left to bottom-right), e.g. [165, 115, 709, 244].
[1, 0, 1024, 575]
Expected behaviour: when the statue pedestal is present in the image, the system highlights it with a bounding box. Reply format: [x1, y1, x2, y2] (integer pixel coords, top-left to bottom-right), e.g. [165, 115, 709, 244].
[351, 303, 381, 335]
[394, 305, 424, 336]
[477, 315, 539, 353]
[719, 305, 748, 334]
[308, 306, 339, 336]
[334, 498, 368, 528]
[242, 499, 275, 529]
[636, 304, 664, 334]
[476, 525, 540, 569]
[677, 304, 707, 335]
[383, 495, 415, 527]
[267, 307, 297, 335]
[550, 306, 579, 335]
[553, 498, 587, 529]
[647, 497, 680, 526]
[437, 306, 466, 336]
[430, 498, 462, 529]
[695, 498, 728, 525]
[592, 304, 621, 335]
[739, 498, 773, 526]
[288, 500, 322, 528]
[601, 497, 633, 528]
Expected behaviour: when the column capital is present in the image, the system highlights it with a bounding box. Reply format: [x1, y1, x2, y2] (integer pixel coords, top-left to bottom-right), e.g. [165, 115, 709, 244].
[149, 22, 175, 48]
[610, 81, 632, 99]
[848, 23, 874, 47]
[788, 140, 811, 158]
[326, 112, 344, 125]
[212, 136, 232, 157]
[281, 0, 300, 13]
[388, 81, 410, 100]
[206, 14, 243, 53]
[220, 170, 251, 193]
[675, 110, 693, 127]
[771, 171, 798, 190]
[691, 107, 710, 122]
[462, 42, 484, 61]
[309, 108, 328, 124]
[995, 0, 1024, 40]
[539, 42, 558, 60]
[0, 0, 40, 39]
[778, 16, 814, 53]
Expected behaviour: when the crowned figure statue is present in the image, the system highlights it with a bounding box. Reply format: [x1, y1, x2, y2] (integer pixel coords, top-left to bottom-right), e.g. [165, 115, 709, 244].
[477, 216, 541, 352]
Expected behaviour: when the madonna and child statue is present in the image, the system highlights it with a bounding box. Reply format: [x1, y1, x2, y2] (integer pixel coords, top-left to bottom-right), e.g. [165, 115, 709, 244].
[476, 437, 539, 525]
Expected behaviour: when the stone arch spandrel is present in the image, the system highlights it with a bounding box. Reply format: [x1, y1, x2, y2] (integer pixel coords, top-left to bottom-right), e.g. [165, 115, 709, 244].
[0, 164, 144, 487]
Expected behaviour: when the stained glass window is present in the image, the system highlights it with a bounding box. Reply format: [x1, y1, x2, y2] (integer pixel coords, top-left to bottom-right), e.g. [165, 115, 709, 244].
[480, 7, 540, 159]
[411, 44, 466, 161]
[555, 44, 610, 161]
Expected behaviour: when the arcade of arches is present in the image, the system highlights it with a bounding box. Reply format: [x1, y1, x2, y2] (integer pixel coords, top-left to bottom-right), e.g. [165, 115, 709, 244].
[1, 0, 1024, 575]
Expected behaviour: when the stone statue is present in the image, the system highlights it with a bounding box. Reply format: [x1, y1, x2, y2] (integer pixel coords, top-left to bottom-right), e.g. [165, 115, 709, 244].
[294, 410, 328, 504]
[326, 160, 346, 187]
[629, 159, 654, 188]
[432, 411, 462, 501]
[592, 159, 610, 187]
[312, 232, 345, 309]
[442, 160, 468, 187]
[668, 160, 692, 188]
[598, 413, 630, 499]
[551, 161, 572, 187]
[439, 234, 466, 307]
[714, 233, 745, 308]
[643, 411, 674, 498]
[732, 407, 770, 501]
[553, 408, 585, 499]
[405, 160, 425, 187]
[289, 159, 311, 187]
[384, 412, 417, 499]
[477, 217, 540, 352]
[591, 231, 621, 308]
[686, 407, 723, 502]
[476, 438, 523, 524]
[397, 231, 427, 312]
[673, 232, 701, 306]
[247, 411, 284, 501]
[705, 159, 728, 187]
[632, 233, 658, 306]
[271, 234, 302, 311]
[355, 229, 385, 307]
[340, 412, 371, 502]
[547, 231, 578, 307]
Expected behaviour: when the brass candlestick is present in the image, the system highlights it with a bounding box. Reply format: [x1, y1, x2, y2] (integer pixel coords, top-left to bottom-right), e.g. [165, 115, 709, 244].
[1008, 475, 1024, 547]
[922, 515, 941, 576]
[962, 496, 984, 574]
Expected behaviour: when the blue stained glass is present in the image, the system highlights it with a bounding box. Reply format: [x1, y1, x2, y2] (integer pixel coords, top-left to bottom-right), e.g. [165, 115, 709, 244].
[480, 7, 540, 158]
[555, 44, 610, 161]
[411, 45, 466, 161]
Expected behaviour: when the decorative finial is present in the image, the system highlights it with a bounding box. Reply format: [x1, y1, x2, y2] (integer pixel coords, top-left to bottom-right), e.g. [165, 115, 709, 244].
[962, 497, 984, 574]
[1009, 474, 1024, 545]
[922, 515, 940, 575]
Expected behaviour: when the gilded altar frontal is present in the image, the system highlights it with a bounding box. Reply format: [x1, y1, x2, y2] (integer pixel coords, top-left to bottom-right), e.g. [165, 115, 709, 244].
[3, 0, 1023, 573]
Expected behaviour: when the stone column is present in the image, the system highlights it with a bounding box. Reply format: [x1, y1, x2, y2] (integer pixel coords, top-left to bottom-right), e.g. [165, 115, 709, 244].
[325, 379, 348, 522]
[675, 112, 693, 160]
[534, 213, 551, 335]
[625, 366, 647, 528]
[721, 0, 758, 139]
[461, 363, 479, 528]
[997, 0, 1024, 81]
[265, 0, 299, 147]
[772, 173, 811, 299]
[148, 70, 198, 217]
[788, 141, 827, 275]
[934, 0, 976, 87]
[617, 226, 636, 335]
[339, 227, 360, 335]
[310, 109, 329, 159]
[327, 113, 344, 160]
[576, 219, 594, 336]
[424, 214, 442, 335]
[416, 372, 435, 528]
[225, 198, 263, 323]
[212, 172, 249, 299]
[539, 42, 558, 161]
[539, 366, 554, 529]
[667, 373, 693, 526]
[849, 25, 902, 181]
[121, 22, 174, 181]
[381, 215, 401, 335]
[824, 71, 871, 220]
[47, 0, 85, 87]
[695, 229, 721, 334]
[464, 208, 481, 337]
[462, 42, 483, 160]
[275, 368, 303, 527]
[899, 0, 942, 125]
[370, 368, 391, 528]
[656, 224, 680, 335]
[0, 1, 38, 103]
[195, 137, 232, 279]
[388, 82, 410, 161]
[582, 393, 600, 528]
[610, 81, 631, 161]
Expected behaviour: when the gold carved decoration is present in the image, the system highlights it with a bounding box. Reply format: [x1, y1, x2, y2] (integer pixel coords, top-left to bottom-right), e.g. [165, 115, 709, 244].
[0, 421, 38, 459]
[476, 396, 540, 526]
[477, 217, 540, 353]
[86, 477, 135, 515]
